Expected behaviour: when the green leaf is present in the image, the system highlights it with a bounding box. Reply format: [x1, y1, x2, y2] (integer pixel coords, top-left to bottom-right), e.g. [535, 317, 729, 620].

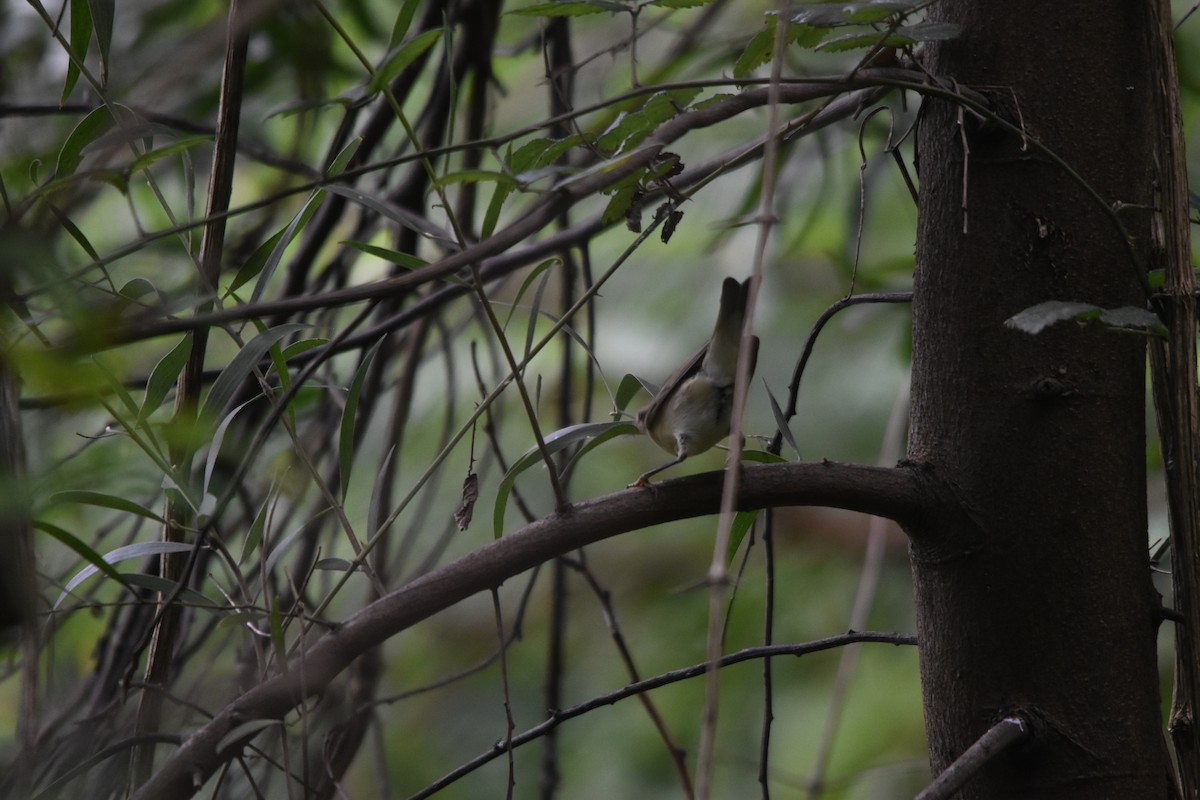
[503, 258, 560, 330]
[343, 240, 429, 271]
[240, 495, 271, 565]
[35, 520, 130, 592]
[55, 541, 194, 608]
[50, 490, 165, 523]
[389, 0, 423, 47]
[509, 1, 629, 17]
[1004, 301, 1100, 334]
[764, 381, 801, 459]
[139, 335, 192, 424]
[371, 29, 444, 93]
[55, 106, 115, 178]
[596, 88, 702, 153]
[128, 135, 212, 175]
[615, 373, 646, 413]
[280, 338, 329, 360]
[63, 0, 93, 104]
[494, 421, 638, 538]
[87, 0, 115, 76]
[249, 193, 323, 303]
[339, 341, 383, 497]
[200, 323, 310, 422]
[1004, 301, 1167, 338]
[204, 399, 255, 499]
[647, 0, 715, 7]
[228, 228, 286, 294]
[727, 509, 761, 563]
[734, 25, 777, 78]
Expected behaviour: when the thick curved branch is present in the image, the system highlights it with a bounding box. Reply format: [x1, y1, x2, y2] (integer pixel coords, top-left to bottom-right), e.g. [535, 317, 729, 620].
[132, 459, 933, 798]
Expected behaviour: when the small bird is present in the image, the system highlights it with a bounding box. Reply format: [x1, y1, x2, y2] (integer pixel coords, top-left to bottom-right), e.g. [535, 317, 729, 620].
[631, 277, 759, 487]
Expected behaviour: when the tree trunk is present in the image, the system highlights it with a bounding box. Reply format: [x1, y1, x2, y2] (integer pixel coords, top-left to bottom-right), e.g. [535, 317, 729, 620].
[909, 1, 1173, 796]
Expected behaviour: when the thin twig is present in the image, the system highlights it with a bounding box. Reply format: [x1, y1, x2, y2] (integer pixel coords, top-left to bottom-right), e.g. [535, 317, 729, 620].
[914, 715, 1031, 800]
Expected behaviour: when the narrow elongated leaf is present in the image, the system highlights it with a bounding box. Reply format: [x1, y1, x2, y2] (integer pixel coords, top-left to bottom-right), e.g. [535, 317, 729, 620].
[139, 335, 192, 424]
[55, 106, 114, 178]
[86, 0, 115, 74]
[200, 323, 310, 422]
[55, 541, 194, 607]
[204, 399, 256, 497]
[494, 421, 637, 538]
[250, 195, 322, 303]
[128, 135, 212, 175]
[509, 1, 627, 16]
[35, 520, 130, 589]
[339, 342, 383, 497]
[51, 490, 165, 522]
[615, 373, 646, 413]
[62, 0, 93, 104]
[764, 381, 801, 459]
[389, 0, 423, 46]
[370, 29, 443, 93]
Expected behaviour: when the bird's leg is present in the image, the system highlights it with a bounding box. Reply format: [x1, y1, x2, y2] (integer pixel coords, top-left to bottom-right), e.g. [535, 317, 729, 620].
[628, 440, 689, 488]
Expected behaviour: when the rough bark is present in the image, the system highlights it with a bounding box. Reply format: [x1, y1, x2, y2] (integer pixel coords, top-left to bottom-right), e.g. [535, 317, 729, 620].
[909, 2, 1172, 797]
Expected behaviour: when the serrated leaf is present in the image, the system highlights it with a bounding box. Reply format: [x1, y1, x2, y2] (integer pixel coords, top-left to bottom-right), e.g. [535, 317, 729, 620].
[494, 421, 637, 538]
[1005, 301, 1166, 338]
[815, 31, 907, 52]
[509, 1, 629, 16]
[1005, 301, 1099, 334]
[371, 29, 444, 93]
[1097, 306, 1168, 336]
[734, 25, 777, 78]
[55, 541, 194, 607]
[139, 335, 192, 424]
[200, 323, 310, 422]
[596, 89, 701, 153]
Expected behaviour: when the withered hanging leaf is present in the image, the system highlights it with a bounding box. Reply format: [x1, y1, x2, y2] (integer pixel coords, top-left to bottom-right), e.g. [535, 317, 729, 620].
[454, 472, 479, 531]
[660, 207, 684, 243]
[625, 188, 646, 232]
[653, 151, 684, 181]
